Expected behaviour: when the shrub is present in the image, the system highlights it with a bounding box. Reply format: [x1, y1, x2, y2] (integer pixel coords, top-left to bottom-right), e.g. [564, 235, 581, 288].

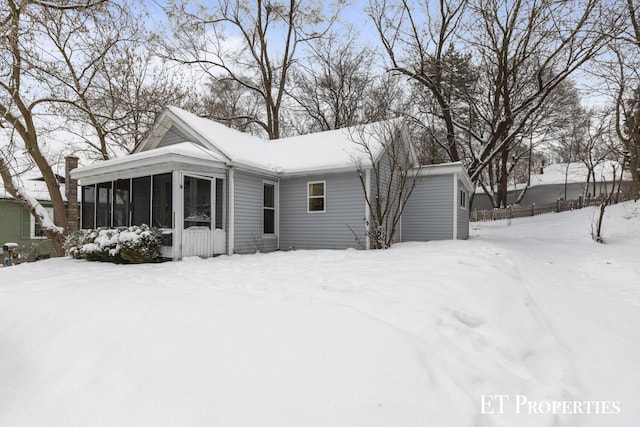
[65, 225, 163, 264]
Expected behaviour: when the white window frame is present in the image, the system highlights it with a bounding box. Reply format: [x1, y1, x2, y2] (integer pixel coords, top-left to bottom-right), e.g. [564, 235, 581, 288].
[31, 206, 54, 239]
[263, 180, 278, 237]
[307, 180, 326, 213]
[459, 189, 467, 210]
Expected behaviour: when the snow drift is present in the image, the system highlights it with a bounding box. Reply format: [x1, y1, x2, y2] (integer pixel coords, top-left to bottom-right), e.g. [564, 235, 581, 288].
[1, 201, 639, 427]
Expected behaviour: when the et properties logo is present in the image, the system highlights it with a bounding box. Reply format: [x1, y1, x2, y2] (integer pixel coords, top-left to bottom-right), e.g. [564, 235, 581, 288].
[481, 395, 621, 415]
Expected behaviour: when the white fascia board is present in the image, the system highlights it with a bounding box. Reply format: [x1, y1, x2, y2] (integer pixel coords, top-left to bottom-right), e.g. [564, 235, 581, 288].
[227, 163, 363, 179]
[134, 109, 172, 153]
[137, 109, 234, 165]
[165, 112, 234, 163]
[274, 163, 370, 178]
[72, 154, 226, 185]
[229, 161, 281, 178]
[412, 162, 475, 192]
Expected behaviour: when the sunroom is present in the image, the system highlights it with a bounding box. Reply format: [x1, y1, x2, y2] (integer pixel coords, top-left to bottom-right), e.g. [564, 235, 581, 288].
[71, 142, 229, 259]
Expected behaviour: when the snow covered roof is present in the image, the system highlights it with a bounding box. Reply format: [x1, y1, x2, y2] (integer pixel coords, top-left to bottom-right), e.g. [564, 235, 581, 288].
[138, 106, 406, 175]
[529, 161, 630, 187]
[0, 178, 66, 202]
[476, 161, 631, 193]
[71, 142, 228, 182]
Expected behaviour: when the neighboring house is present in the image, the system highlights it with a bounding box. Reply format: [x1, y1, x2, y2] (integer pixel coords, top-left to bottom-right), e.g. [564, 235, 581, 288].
[71, 106, 474, 259]
[473, 161, 631, 210]
[0, 178, 58, 259]
[0, 157, 79, 260]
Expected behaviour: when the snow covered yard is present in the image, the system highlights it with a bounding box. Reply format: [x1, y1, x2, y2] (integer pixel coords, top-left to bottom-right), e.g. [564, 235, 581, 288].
[1, 202, 639, 427]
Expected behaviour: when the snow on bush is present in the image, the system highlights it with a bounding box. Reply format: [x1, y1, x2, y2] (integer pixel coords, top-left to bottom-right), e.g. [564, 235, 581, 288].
[65, 225, 162, 264]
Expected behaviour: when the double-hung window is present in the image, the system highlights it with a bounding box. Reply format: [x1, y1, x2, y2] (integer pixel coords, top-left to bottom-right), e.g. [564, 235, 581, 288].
[31, 207, 54, 239]
[308, 181, 325, 212]
[263, 182, 276, 234]
[459, 189, 467, 209]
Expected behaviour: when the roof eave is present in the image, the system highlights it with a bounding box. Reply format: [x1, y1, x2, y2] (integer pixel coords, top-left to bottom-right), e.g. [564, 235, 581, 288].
[71, 152, 227, 182]
[412, 162, 475, 192]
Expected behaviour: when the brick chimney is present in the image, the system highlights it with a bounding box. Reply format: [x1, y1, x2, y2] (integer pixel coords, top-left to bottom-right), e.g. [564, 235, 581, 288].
[65, 156, 79, 232]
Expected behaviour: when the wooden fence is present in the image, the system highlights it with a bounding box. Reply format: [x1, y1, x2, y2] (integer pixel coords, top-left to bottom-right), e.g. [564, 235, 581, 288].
[470, 195, 622, 222]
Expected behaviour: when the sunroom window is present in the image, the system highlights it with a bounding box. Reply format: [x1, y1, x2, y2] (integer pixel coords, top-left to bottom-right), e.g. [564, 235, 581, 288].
[131, 176, 151, 226]
[113, 179, 130, 227]
[184, 176, 211, 229]
[152, 173, 173, 228]
[81, 185, 95, 229]
[80, 174, 174, 229]
[215, 178, 224, 229]
[96, 182, 112, 227]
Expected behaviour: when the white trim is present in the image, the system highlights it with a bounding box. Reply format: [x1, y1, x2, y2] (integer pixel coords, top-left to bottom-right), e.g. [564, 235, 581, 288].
[365, 169, 371, 250]
[159, 109, 234, 162]
[228, 168, 235, 255]
[307, 180, 326, 213]
[72, 144, 227, 181]
[411, 162, 474, 193]
[453, 173, 458, 240]
[172, 170, 182, 260]
[459, 188, 468, 211]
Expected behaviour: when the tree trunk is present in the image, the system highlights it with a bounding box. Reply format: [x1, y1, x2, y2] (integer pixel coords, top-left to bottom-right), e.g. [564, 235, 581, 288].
[595, 202, 606, 243]
[497, 148, 510, 208]
[0, 158, 66, 256]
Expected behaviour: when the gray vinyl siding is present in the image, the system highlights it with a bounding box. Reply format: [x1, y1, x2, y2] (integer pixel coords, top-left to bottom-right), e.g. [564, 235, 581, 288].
[279, 172, 366, 250]
[233, 170, 278, 254]
[402, 174, 454, 241]
[371, 151, 407, 244]
[457, 180, 469, 239]
[156, 126, 192, 148]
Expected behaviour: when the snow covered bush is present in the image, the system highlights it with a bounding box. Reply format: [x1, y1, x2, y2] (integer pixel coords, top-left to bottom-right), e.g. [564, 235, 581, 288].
[64, 225, 162, 264]
[64, 230, 96, 260]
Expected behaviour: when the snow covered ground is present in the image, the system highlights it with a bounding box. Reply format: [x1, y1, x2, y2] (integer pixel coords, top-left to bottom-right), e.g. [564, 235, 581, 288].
[1, 201, 639, 427]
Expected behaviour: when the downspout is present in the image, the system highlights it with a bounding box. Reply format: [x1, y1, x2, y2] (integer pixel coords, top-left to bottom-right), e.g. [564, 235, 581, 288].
[228, 167, 235, 255]
[365, 168, 371, 250]
[453, 173, 458, 240]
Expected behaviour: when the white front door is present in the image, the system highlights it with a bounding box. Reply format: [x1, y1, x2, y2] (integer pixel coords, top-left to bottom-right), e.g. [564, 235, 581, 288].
[182, 174, 225, 257]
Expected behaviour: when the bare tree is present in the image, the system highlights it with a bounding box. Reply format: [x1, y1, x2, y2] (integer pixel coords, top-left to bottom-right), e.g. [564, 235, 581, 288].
[288, 34, 403, 133]
[369, 0, 469, 162]
[0, 0, 108, 255]
[573, 109, 623, 199]
[585, 0, 640, 200]
[350, 120, 418, 249]
[199, 78, 263, 134]
[611, 46, 640, 198]
[161, 0, 342, 139]
[464, 0, 606, 180]
[35, 1, 196, 158]
[0, 0, 173, 255]
[474, 77, 586, 207]
[371, 0, 608, 195]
